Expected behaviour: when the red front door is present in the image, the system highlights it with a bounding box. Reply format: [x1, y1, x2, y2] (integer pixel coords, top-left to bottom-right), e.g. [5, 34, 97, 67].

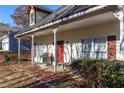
[57, 41, 64, 64]
[107, 36, 116, 60]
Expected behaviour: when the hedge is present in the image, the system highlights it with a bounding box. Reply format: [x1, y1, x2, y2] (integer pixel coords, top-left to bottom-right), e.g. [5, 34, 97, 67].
[69, 59, 124, 88]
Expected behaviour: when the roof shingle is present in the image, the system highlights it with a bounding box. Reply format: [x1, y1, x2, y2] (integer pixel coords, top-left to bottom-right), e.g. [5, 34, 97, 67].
[17, 5, 95, 35]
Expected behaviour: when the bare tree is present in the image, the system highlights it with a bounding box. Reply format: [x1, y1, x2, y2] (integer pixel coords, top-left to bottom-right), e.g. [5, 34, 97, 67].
[11, 5, 29, 28]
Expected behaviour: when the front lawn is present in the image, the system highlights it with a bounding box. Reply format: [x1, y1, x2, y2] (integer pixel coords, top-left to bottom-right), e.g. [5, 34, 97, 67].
[0, 62, 82, 88]
[0, 59, 124, 88]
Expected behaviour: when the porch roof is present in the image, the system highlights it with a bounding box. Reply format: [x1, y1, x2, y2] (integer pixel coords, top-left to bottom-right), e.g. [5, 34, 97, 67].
[15, 5, 118, 38]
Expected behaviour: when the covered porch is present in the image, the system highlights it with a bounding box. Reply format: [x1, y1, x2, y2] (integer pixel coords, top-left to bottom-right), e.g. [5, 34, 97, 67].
[16, 5, 124, 71]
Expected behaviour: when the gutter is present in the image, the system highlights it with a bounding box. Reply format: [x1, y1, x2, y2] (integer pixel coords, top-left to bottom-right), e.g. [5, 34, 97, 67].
[0, 35, 8, 40]
[15, 5, 109, 38]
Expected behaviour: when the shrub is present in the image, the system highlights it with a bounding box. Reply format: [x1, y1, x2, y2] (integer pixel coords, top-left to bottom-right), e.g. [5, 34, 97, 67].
[4, 52, 12, 61]
[69, 58, 124, 88]
[4, 52, 18, 62]
[0, 46, 2, 50]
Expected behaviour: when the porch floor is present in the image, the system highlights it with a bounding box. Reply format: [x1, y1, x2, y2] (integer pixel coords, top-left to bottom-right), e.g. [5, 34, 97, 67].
[40, 63, 67, 71]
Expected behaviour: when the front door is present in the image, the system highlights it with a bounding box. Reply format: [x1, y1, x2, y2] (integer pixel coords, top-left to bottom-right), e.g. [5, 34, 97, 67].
[57, 41, 64, 64]
[107, 36, 116, 60]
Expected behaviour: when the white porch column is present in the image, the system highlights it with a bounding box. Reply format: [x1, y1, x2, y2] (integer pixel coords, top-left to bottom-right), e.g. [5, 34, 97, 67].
[18, 38, 21, 62]
[31, 34, 34, 64]
[118, 6, 124, 60]
[53, 28, 58, 72]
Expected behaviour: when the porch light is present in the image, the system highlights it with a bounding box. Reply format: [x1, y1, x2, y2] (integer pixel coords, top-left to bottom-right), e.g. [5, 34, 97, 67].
[66, 41, 69, 45]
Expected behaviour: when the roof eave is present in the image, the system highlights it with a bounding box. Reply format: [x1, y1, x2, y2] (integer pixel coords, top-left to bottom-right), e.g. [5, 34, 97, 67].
[15, 5, 114, 38]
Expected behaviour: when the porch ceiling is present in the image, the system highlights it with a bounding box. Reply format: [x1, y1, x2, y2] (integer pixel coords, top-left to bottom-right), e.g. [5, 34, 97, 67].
[59, 11, 119, 32]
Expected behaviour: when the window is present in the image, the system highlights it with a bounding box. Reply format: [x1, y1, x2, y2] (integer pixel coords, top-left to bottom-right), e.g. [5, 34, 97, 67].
[82, 39, 92, 51]
[82, 37, 107, 59]
[94, 38, 106, 52]
[2, 41, 8, 50]
[82, 39, 92, 58]
[30, 13, 35, 25]
[94, 38, 106, 59]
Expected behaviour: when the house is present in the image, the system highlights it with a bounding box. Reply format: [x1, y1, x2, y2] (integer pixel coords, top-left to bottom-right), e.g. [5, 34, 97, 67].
[15, 5, 124, 71]
[0, 23, 31, 62]
[0, 31, 31, 52]
[0, 24, 31, 52]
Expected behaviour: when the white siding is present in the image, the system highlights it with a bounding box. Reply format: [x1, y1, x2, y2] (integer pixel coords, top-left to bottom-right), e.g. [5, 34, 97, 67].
[34, 43, 47, 63]
[34, 21, 120, 63]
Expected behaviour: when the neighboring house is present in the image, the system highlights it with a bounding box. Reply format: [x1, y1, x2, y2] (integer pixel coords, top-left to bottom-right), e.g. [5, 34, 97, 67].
[0, 24, 31, 52]
[15, 5, 124, 71]
[0, 34, 9, 51]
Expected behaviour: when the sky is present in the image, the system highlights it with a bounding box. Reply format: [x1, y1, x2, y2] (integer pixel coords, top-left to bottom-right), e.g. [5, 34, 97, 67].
[0, 5, 61, 26]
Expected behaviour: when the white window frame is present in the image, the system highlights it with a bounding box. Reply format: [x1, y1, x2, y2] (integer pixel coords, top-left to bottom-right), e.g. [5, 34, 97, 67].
[82, 36, 107, 59]
[93, 37, 107, 59]
[30, 9, 35, 26]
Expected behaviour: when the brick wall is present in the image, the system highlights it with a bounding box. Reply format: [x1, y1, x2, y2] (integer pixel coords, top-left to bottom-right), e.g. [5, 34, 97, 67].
[0, 52, 6, 62]
[0, 51, 31, 62]
[107, 36, 116, 60]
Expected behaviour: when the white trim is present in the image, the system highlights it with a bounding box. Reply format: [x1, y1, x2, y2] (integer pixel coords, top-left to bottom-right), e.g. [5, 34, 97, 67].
[52, 28, 58, 72]
[117, 5, 124, 60]
[0, 50, 9, 52]
[18, 38, 21, 62]
[31, 34, 34, 64]
[30, 9, 36, 26]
